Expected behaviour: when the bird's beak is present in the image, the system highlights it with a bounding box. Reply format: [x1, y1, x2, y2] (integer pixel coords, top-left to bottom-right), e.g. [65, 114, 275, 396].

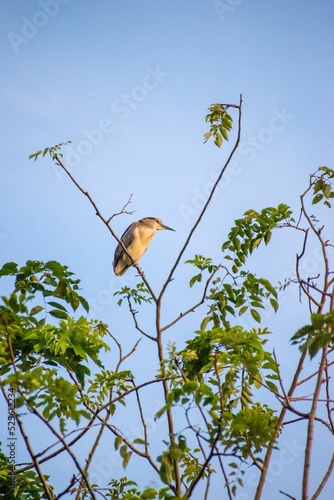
[161, 224, 175, 231]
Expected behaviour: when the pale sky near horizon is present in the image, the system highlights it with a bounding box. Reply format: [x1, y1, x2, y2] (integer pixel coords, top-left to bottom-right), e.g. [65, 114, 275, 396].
[1, 1, 334, 498]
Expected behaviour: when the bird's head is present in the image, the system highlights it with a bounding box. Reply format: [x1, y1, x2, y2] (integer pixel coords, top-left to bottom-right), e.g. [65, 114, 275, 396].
[140, 217, 175, 232]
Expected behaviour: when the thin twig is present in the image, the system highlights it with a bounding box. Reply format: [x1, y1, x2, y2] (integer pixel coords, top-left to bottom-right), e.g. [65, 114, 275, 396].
[57, 476, 77, 499]
[72, 333, 142, 499]
[204, 470, 212, 500]
[126, 295, 156, 340]
[311, 453, 334, 499]
[279, 490, 296, 499]
[161, 266, 221, 332]
[216, 450, 233, 500]
[303, 346, 329, 499]
[16, 419, 99, 473]
[255, 349, 307, 499]
[325, 360, 334, 433]
[75, 417, 109, 500]
[30, 404, 96, 500]
[106, 194, 135, 223]
[132, 380, 150, 456]
[186, 430, 221, 498]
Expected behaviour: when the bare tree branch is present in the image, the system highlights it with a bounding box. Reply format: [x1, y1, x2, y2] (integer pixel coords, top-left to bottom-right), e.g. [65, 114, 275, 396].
[311, 453, 334, 499]
[161, 266, 222, 332]
[158, 95, 243, 303]
[54, 155, 158, 302]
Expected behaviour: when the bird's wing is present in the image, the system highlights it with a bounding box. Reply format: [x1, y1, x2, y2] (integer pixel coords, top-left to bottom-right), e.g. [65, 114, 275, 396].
[113, 222, 136, 266]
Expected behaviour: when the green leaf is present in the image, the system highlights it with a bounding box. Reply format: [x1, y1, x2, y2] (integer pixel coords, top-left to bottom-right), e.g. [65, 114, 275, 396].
[30, 305, 44, 316]
[269, 298, 278, 312]
[29, 150, 42, 161]
[313, 178, 324, 193]
[200, 316, 211, 331]
[253, 373, 263, 389]
[264, 231, 272, 245]
[47, 301, 68, 312]
[221, 127, 229, 141]
[119, 444, 127, 457]
[141, 489, 157, 499]
[169, 442, 182, 461]
[160, 459, 173, 485]
[266, 381, 279, 393]
[49, 309, 68, 320]
[215, 133, 223, 148]
[189, 273, 202, 288]
[122, 451, 132, 469]
[238, 305, 248, 316]
[68, 290, 80, 311]
[250, 309, 261, 323]
[79, 295, 90, 312]
[0, 262, 18, 276]
[312, 193, 323, 205]
[229, 462, 238, 469]
[45, 260, 66, 275]
[133, 438, 146, 445]
[324, 183, 331, 198]
[178, 435, 187, 451]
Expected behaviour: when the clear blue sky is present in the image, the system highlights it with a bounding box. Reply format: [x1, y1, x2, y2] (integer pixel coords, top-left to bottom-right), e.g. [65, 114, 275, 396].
[1, 1, 333, 498]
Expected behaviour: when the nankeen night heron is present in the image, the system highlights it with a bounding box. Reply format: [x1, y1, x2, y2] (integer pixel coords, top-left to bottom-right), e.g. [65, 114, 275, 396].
[113, 217, 175, 276]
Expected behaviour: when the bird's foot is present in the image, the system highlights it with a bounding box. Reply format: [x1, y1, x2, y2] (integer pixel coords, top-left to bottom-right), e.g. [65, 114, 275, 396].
[136, 266, 145, 278]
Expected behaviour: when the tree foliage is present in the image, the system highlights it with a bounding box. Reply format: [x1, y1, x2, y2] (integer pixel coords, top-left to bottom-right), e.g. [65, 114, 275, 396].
[1, 99, 333, 499]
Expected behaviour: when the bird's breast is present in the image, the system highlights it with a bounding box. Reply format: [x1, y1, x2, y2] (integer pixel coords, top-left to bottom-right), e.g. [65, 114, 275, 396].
[127, 227, 155, 261]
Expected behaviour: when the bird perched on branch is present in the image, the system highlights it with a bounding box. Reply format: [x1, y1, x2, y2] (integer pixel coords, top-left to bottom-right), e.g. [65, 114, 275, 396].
[113, 217, 175, 276]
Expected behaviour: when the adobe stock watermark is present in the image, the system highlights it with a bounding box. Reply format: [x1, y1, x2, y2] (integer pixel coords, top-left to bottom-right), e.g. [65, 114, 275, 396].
[178, 107, 296, 224]
[7, 0, 72, 54]
[212, 0, 244, 22]
[52, 65, 169, 181]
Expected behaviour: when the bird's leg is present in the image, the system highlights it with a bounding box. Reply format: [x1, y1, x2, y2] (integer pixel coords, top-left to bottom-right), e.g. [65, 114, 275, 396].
[135, 265, 145, 278]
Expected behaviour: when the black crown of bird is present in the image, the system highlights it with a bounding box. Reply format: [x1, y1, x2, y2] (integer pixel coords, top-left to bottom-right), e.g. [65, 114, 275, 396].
[113, 217, 175, 276]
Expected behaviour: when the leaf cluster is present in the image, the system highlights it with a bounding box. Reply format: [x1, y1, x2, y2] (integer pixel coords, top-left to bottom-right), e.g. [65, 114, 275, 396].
[207, 272, 278, 329]
[311, 166, 334, 208]
[87, 369, 133, 411]
[106, 477, 174, 499]
[0, 443, 51, 500]
[0, 259, 89, 314]
[185, 255, 217, 288]
[0, 261, 110, 433]
[28, 141, 71, 162]
[186, 254, 278, 329]
[114, 282, 153, 306]
[156, 326, 280, 485]
[157, 436, 190, 487]
[114, 438, 133, 470]
[222, 204, 292, 274]
[229, 402, 278, 458]
[203, 103, 233, 148]
[291, 312, 334, 358]
[6, 367, 90, 433]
